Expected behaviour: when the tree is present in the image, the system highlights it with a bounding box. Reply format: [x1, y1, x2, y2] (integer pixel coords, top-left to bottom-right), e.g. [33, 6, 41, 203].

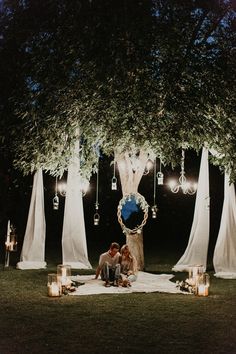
[0, 0, 235, 264]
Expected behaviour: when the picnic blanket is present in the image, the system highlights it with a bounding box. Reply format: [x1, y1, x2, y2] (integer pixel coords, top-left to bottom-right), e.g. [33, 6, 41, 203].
[70, 271, 185, 296]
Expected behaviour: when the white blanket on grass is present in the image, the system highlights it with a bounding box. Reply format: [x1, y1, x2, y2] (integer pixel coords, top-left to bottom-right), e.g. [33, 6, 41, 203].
[70, 271, 185, 296]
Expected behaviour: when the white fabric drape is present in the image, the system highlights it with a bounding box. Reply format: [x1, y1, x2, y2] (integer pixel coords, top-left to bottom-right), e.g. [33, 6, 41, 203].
[116, 150, 148, 195]
[172, 147, 210, 272]
[61, 141, 92, 269]
[213, 173, 236, 278]
[17, 169, 46, 269]
[116, 150, 149, 270]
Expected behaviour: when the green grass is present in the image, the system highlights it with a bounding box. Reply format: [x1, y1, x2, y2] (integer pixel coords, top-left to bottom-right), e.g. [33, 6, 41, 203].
[0, 248, 235, 354]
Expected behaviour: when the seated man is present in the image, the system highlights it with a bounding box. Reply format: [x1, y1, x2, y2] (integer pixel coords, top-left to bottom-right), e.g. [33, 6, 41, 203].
[95, 242, 121, 287]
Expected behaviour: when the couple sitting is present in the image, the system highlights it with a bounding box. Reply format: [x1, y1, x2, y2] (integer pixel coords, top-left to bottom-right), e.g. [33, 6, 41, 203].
[95, 242, 138, 287]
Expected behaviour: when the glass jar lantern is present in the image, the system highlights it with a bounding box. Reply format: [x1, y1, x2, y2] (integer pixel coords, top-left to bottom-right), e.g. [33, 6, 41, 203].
[157, 172, 164, 185]
[111, 176, 117, 190]
[188, 265, 204, 288]
[197, 273, 210, 296]
[53, 195, 59, 210]
[57, 264, 71, 287]
[47, 273, 62, 297]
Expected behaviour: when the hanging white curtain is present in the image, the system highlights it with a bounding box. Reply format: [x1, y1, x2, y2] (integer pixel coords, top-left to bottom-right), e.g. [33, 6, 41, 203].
[116, 150, 148, 195]
[61, 141, 92, 269]
[213, 173, 236, 279]
[116, 150, 149, 270]
[172, 147, 210, 272]
[17, 169, 46, 269]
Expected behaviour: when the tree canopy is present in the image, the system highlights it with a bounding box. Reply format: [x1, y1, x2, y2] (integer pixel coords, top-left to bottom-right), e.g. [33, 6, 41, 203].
[0, 0, 236, 180]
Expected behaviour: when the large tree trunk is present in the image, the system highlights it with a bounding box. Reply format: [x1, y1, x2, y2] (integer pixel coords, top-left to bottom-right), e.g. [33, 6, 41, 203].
[116, 150, 149, 271]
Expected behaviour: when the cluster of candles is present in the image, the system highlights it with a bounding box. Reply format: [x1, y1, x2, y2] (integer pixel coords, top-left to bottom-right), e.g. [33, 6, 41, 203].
[187, 265, 210, 296]
[47, 264, 72, 297]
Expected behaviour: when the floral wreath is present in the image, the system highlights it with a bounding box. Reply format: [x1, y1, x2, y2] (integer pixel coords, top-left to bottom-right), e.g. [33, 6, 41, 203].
[117, 192, 149, 235]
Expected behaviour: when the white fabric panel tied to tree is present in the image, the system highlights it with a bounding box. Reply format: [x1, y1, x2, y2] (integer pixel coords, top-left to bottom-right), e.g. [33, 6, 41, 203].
[172, 147, 210, 272]
[16, 169, 47, 269]
[116, 150, 149, 270]
[213, 173, 236, 279]
[61, 141, 92, 269]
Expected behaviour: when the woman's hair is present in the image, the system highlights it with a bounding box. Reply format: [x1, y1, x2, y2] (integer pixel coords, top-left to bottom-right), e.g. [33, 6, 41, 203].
[120, 244, 132, 259]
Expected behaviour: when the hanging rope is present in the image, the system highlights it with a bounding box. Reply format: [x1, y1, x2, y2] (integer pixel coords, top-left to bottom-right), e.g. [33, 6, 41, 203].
[53, 176, 59, 210]
[153, 157, 157, 206]
[94, 158, 100, 225]
[95, 159, 99, 210]
[111, 158, 117, 190]
[55, 176, 58, 195]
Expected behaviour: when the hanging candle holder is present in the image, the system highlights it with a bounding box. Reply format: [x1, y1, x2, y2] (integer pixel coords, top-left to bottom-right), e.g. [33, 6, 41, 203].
[53, 177, 59, 210]
[94, 159, 100, 225]
[157, 159, 164, 185]
[53, 195, 59, 210]
[94, 212, 100, 226]
[111, 176, 117, 190]
[151, 157, 158, 219]
[111, 159, 117, 190]
[151, 205, 158, 219]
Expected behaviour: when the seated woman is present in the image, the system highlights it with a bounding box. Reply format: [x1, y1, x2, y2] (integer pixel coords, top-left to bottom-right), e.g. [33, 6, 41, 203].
[120, 244, 138, 287]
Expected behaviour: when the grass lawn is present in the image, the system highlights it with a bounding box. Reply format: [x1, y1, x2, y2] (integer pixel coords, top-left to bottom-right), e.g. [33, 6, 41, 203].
[0, 246, 235, 354]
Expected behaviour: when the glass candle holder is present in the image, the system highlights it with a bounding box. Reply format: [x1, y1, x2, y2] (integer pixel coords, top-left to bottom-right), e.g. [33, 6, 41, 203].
[5, 231, 17, 252]
[188, 265, 204, 287]
[57, 264, 71, 287]
[47, 273, 62, 297]
[197, 273, 210, 296]
[157, 172, 164, 185]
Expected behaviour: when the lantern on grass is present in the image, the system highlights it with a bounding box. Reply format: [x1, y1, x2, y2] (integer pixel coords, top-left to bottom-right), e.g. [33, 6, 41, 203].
[47, 273, 62, 297]
[188, 265, 204, 288]
[197, 273, 210, 296]
[4, 221, 17, 268]
[57, 264, 71, 288]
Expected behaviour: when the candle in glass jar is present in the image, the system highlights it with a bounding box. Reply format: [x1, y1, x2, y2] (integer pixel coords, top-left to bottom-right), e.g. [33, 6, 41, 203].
[198, 284, 209, 296]
[48, 282, 61, 297]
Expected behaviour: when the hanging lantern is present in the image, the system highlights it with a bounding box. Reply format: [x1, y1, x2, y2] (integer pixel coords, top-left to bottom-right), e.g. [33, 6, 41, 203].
[93, 212, 100, 226]
[47, 273, 62, 297]
[157, 171, 164, 185]
[157, 159, 164, 185]
[197, 273, 210, 296]
[94, 158, 100, 225]
[53, 177, 59, 210]
[151, 205, 158, 219]
[151, 157, 158, 219]
[111, 176, 117, 190]
[111, 159, 117, 190]
[53, 195, 59, 210]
